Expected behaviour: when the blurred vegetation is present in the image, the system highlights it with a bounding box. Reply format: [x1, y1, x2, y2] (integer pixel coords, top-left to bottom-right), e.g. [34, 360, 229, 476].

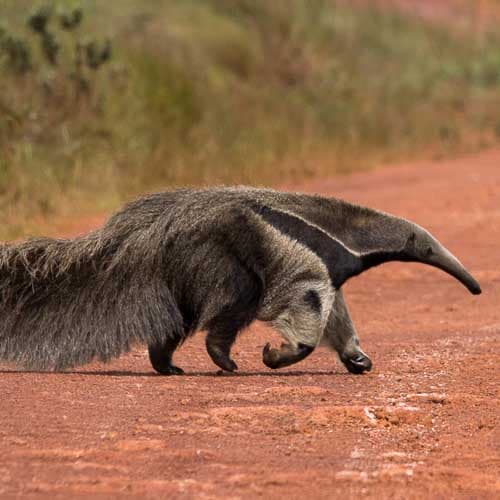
[1, 0, 500, 238]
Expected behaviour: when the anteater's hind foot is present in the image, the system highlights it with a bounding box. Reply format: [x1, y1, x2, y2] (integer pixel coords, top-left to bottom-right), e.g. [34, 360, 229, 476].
[206, 340, 238, 372]
[148, 340, 184, 375]
[151, 362, 185, 376]
[263, 342, 314, 369]
[205, 324, 242, 372]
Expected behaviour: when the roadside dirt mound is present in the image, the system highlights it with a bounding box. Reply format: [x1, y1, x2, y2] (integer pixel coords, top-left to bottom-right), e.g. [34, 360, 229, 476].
[0, 149, 498, 498]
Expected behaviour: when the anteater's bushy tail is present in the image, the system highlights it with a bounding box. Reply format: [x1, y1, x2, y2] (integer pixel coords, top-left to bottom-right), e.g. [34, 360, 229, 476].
[0, 198, 184, 370]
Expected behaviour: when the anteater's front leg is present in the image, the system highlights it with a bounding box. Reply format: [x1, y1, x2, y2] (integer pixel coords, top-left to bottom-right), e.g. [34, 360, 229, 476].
[261, 281, 334, 370]
[262, 342, 314, 369]
[321, 288, 372, 374]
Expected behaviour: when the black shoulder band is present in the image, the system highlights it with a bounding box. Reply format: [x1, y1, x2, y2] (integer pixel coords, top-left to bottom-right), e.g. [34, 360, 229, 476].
[253, 205, 362, 288]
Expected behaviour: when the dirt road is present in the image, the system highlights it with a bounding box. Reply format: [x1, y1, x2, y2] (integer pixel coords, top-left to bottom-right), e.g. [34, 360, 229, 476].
[0, 150, 498, 499]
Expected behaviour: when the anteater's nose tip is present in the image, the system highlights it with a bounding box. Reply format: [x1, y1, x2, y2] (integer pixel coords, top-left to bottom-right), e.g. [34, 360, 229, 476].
[465, 276, 482, 295]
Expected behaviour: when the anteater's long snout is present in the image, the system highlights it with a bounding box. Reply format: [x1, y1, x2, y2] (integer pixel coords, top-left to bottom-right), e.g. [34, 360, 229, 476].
[424, 243, 481, 295]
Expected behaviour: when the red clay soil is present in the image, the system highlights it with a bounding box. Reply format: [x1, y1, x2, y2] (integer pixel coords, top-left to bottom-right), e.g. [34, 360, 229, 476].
[0, 150, 499, 499]
[349, 0, 500, 32]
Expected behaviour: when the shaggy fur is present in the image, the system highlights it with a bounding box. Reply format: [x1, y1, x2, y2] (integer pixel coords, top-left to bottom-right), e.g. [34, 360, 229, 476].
[0, 187, 481, 373]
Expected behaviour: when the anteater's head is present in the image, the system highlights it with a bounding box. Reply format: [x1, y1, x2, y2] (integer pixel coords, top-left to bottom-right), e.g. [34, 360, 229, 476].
[335, 203, 481, 295]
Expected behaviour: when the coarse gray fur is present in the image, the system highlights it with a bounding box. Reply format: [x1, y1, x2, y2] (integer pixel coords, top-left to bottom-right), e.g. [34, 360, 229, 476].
[0, 187, 481, 374]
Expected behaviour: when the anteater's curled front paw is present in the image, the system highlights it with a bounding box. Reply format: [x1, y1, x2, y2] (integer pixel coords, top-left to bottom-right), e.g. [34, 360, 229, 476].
[263, 342, 314, 369]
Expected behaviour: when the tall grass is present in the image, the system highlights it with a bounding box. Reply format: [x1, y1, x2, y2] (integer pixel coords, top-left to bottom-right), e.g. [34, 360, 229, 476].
[1, 0, 500, 238]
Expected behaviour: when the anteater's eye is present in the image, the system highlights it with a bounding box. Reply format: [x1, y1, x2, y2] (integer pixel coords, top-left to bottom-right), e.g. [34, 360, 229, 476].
[303, 290, 321, 312]
[426, 247, 434, 256]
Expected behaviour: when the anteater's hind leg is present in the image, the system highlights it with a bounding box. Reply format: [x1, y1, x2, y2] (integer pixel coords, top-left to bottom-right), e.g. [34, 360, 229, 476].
[205, 300, 259, 373]
[148, 332, 185, 375]
[205, 267, 263, 373]
[206, 328, 239, 373]
[321, 288, 372, 374]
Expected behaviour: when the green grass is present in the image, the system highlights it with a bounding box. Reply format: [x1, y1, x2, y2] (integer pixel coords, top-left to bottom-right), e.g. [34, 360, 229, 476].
[1, 0, 500, 238]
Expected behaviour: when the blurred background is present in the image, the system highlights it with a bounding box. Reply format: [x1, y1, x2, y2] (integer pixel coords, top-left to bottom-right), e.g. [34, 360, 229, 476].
[1, 0, 499, 239]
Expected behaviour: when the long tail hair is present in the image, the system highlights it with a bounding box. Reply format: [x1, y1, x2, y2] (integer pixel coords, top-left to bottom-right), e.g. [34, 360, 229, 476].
[0, 197, 184, 370]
